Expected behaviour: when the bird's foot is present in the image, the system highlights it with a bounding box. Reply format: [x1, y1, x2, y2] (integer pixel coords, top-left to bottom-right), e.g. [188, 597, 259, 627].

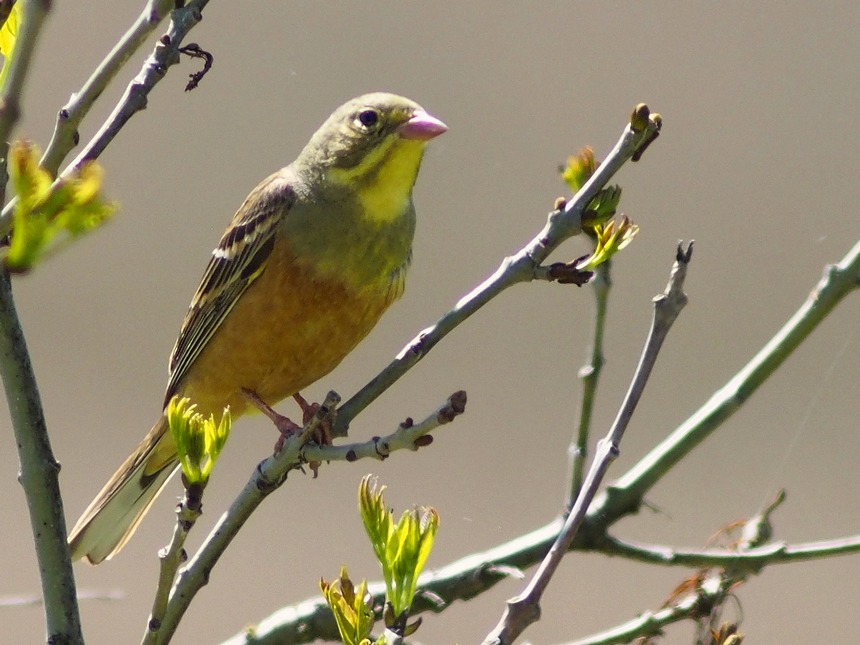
[241, 389, 333, 471]
[291, 392, 333, 478]
[291, 392, 334, 447]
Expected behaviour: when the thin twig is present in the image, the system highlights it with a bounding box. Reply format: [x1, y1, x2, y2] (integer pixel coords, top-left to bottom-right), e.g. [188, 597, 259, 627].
[332, 107, 662, 437]
[0, 0, 212, 238]
[568, 259, 611, 505]
[177, 42, 213, 91]
[0, 268, 83, 644]
[142, 483, 204, 645]
[480, 242, 693, 645]
[602, 532, 860, 570]
[303, 390, 467, 464]
[156, 391, 465, 642]
[39, 0, 176, 177]
[560, 570, 735, 645]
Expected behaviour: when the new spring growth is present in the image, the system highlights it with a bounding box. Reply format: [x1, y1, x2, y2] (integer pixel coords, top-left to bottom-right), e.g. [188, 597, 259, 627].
[575, 216, 639, 271]
[4, 141, 114, 272]
[359, 475, 439, 626]
[320, 567, 375, 645]
[166, 396, 231, 490]
[560, 146, 638, 270]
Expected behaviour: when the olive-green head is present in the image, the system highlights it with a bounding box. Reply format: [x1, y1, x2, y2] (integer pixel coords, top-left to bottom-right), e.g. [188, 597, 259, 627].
[297, 92, 447, 181]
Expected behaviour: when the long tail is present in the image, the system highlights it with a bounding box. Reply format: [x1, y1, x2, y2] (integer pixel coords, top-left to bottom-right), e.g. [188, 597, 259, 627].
[68, 416, 178, 564]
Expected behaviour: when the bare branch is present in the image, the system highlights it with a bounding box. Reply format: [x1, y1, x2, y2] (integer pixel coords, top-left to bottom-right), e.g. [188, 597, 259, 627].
[333, 107, 662, 437]
[156, 391, 465, 642]
[0, 0, 212, 238]
[39, 0, 177, 177]
[304, 391, 466, 464]
[603, 532, 860, 572]
[481, 242, 692, 645]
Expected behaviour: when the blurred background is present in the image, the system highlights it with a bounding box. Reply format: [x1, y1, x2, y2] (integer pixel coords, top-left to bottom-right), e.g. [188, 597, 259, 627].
[2, 2, 858, 643]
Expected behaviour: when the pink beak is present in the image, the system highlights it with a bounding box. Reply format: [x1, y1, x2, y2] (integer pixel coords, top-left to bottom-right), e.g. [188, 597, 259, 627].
[398, 110, 448, 141]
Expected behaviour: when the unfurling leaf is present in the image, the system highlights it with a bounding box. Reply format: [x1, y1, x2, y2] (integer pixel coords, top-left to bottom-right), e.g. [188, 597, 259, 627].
[359, 475, 439, 620]
[166, 395, 231, 488]
[4, 141, 115, 272]
[561, 146, 598, 193]
[320, 567, 374, 645]
[575, 215, 639, 271]
[560, 147, 623, 229]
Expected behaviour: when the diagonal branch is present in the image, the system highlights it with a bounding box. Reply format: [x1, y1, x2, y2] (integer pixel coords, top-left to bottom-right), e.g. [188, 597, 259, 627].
[39, 0, 177, 177]
[333, 106, 662, 437]
[154, 392, 466, 643]
[480, 242, 693, 645]
[0, 0, 212, 238]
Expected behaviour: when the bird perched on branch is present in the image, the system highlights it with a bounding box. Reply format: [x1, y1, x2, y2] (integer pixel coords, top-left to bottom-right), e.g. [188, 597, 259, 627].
[68, 93, 447, 564]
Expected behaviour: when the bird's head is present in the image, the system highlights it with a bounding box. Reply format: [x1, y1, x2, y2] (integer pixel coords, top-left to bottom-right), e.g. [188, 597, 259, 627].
[298, 93, 447, 214]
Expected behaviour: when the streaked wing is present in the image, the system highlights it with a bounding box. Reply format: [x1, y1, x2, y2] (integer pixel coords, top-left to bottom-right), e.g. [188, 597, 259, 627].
[164, 172, 295, 405]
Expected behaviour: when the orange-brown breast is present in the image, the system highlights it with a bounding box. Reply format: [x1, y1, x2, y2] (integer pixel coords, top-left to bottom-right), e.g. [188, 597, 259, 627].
[174, 232, 402, 420]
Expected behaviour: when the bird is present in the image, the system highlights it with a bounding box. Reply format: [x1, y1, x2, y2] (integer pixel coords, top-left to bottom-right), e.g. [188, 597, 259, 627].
[68, 93, 447, 564]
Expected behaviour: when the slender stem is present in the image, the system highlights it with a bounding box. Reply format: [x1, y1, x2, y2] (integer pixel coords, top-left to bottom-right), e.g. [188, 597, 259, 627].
[601, 532, 860, 570]
[0, 0, 211, 238]
[142, 485, 203, 645]
[40, 0, 177, 176]
[334, 113, 660, 437]
[0, 268, 83, 644]
[568, 260, 610, 505]
[156, 392, 467, 642]
[481, 243, 692, 645]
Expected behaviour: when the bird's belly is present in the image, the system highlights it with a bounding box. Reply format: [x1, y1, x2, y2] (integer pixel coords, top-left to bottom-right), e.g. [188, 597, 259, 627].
[176, 253, 396, 419]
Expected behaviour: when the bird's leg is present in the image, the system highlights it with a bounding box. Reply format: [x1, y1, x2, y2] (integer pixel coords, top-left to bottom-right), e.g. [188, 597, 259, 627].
[291, 392, 334, 447]
[241, 388, 302, 453]
[241, 389, 334, 455]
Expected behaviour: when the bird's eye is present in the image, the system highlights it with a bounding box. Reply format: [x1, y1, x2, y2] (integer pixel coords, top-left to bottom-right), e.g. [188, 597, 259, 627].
[357, 109, 379, 128]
